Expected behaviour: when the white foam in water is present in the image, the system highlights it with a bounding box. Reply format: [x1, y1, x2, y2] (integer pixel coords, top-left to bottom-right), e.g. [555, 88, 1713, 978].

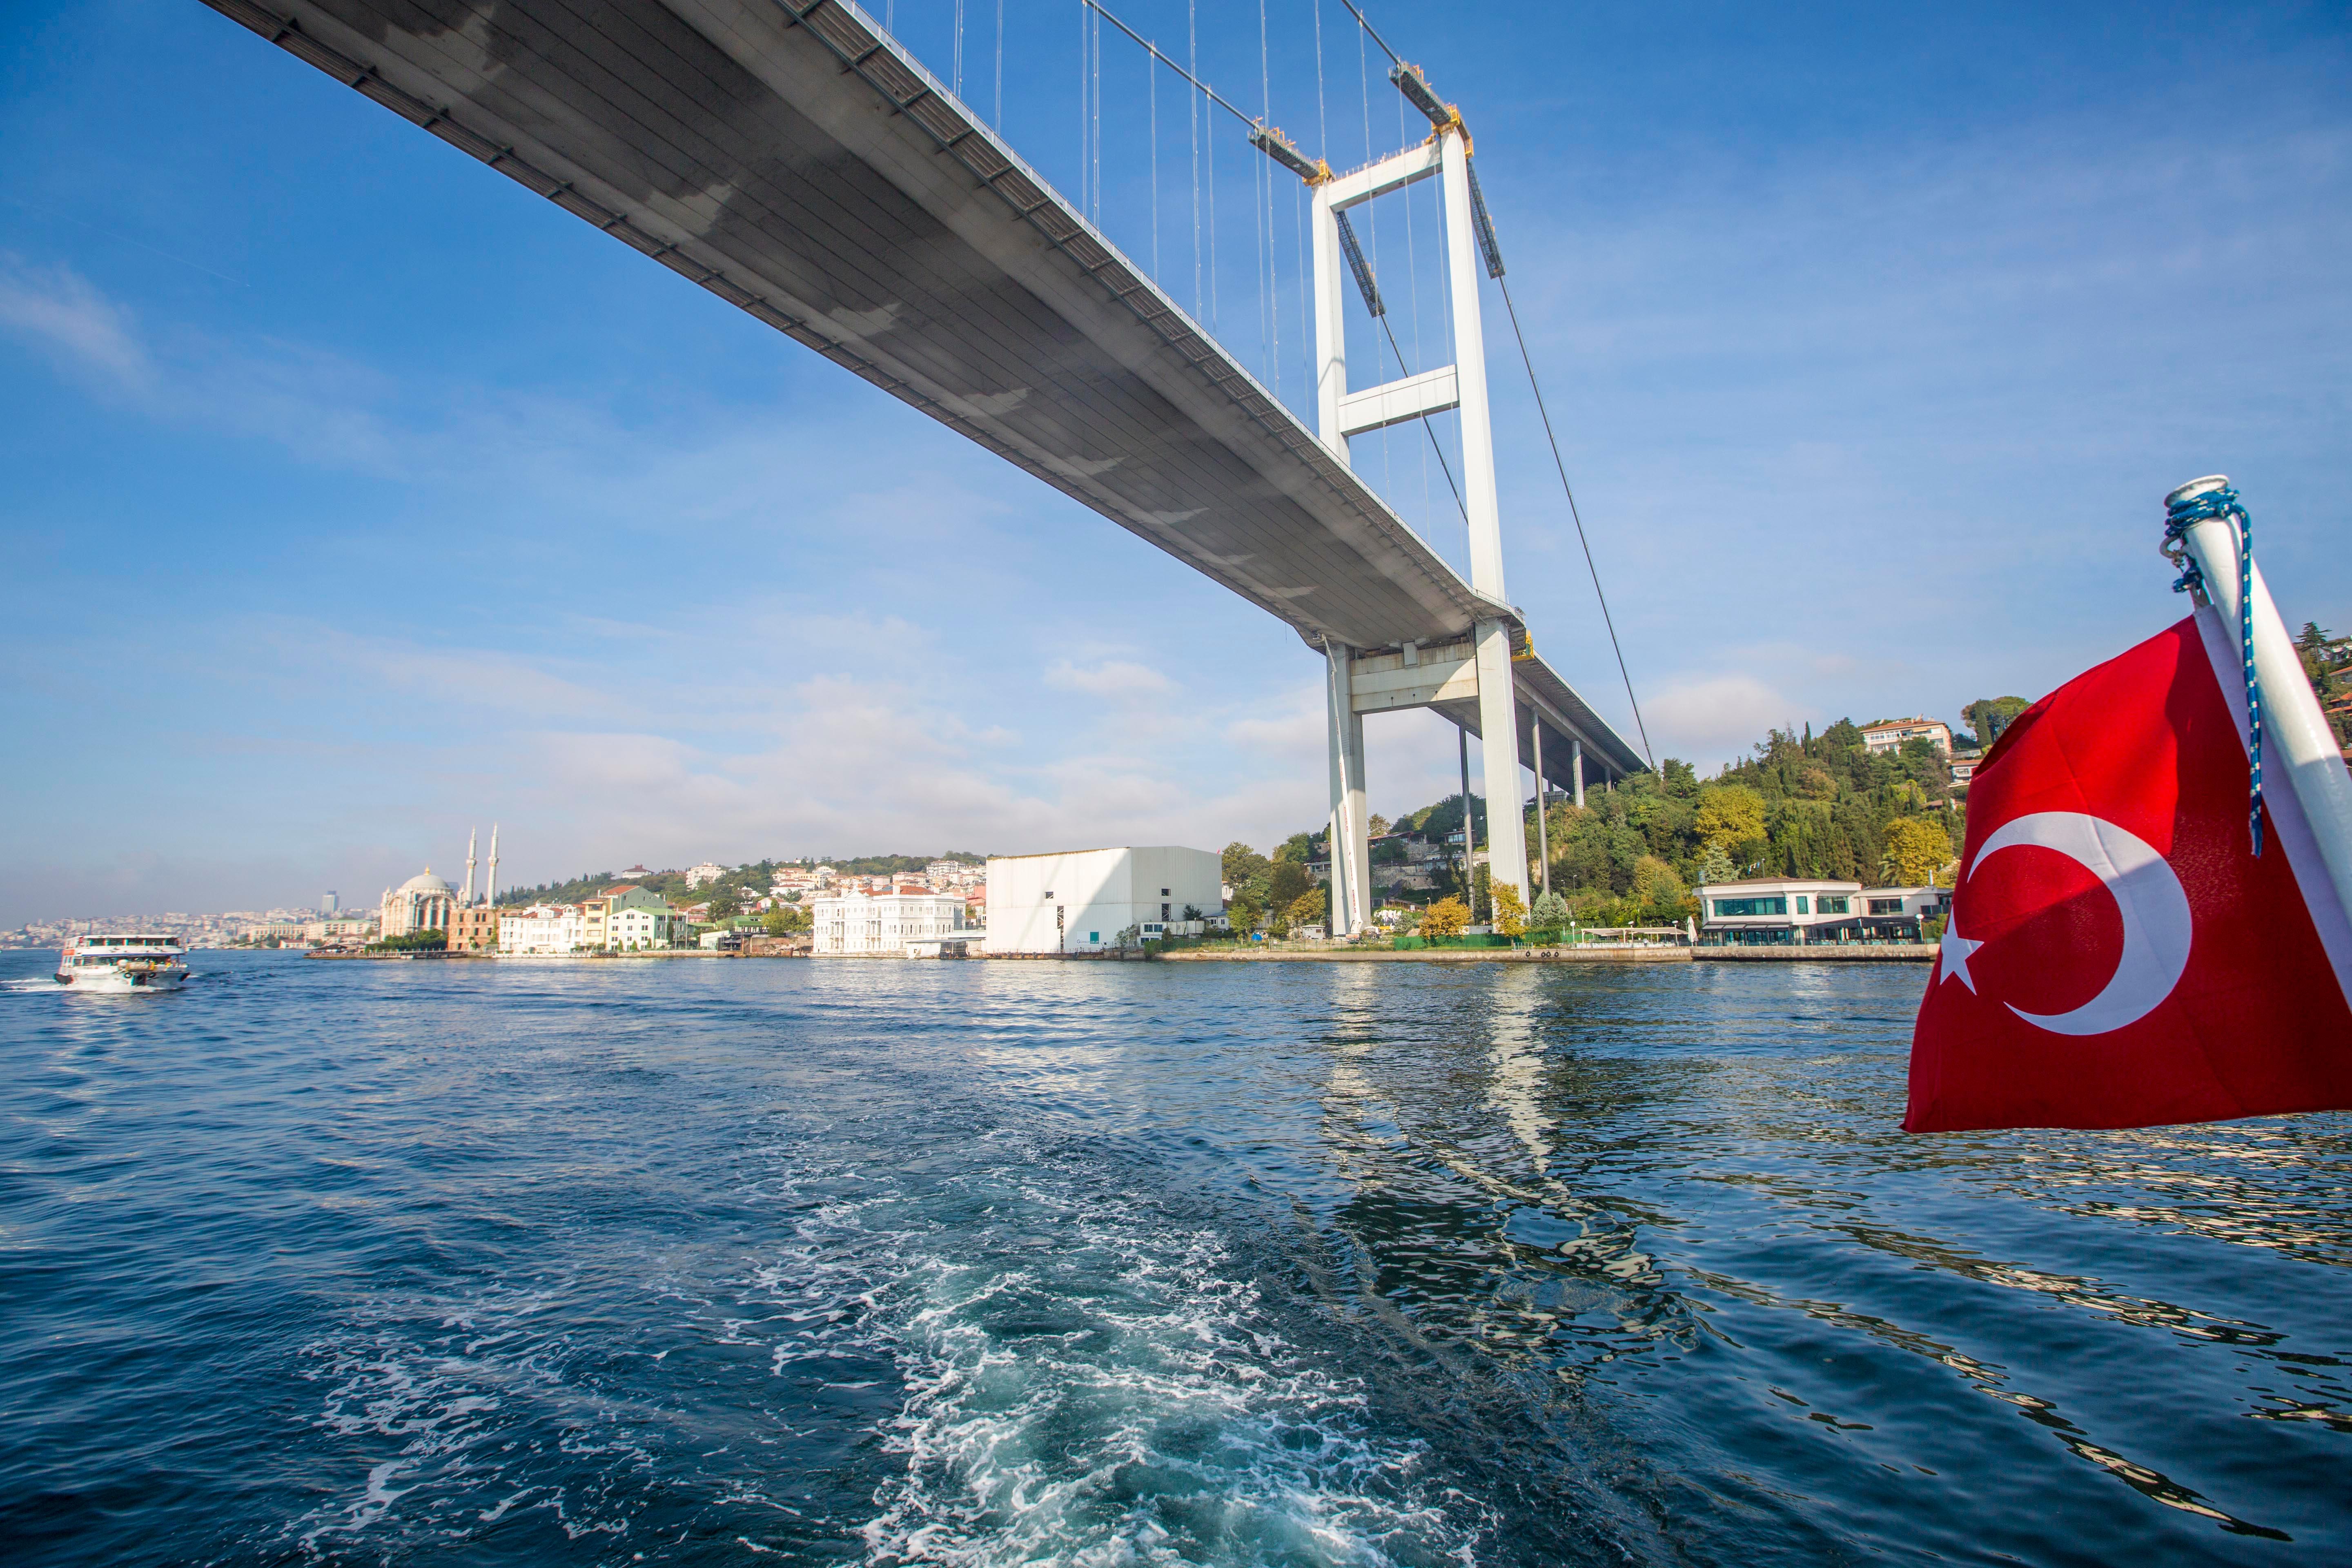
[834, 1138, 1491, 1568]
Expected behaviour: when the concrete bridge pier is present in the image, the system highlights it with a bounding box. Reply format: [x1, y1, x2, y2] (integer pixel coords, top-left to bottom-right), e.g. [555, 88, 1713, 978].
[1325, 640, 1370, 936]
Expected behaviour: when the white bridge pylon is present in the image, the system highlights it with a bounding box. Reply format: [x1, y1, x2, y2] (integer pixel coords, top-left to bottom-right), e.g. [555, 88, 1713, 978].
[1310, 125, 1527, 936]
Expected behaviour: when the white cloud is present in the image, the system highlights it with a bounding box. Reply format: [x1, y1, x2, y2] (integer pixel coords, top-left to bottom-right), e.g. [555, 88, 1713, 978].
[1044, 658, 1178, 700]
[0, 256, 151, 388]
[1645, 673, 1815, 771]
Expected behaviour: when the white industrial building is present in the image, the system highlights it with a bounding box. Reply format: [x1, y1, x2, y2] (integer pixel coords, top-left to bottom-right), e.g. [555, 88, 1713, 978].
[986, 846, 1223, 955]
[813, 890, 967, 955]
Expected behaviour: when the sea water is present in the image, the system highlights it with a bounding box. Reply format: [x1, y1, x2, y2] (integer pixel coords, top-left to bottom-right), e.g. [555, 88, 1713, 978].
[0, 949, 2345, 1564]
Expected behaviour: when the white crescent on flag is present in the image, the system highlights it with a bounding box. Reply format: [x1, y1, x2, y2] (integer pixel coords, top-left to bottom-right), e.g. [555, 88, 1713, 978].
[1942, 811, 2195, 1036]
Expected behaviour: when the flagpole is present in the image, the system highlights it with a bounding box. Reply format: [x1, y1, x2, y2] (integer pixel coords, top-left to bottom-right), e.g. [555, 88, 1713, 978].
[2167, 476, 2352, 930]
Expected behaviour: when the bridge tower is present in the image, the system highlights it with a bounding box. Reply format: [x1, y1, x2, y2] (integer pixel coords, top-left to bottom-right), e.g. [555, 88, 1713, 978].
[1306, 109, 1530, 935]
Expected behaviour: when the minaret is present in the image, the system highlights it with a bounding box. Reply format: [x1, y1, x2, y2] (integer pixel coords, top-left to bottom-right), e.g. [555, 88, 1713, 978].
[486, 824, 499, 908]
[461, 828, 477, 906]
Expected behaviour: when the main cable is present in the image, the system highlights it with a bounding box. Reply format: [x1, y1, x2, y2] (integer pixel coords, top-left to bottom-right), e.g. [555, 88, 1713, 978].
[1084, 0, 1259, 128]
[1496, 271, 1655, 771]
[1334, 0, 1401, 65]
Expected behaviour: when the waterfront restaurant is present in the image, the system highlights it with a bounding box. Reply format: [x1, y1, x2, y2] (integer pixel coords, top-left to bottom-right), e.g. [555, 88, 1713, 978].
[1698, 878, 1951, 945]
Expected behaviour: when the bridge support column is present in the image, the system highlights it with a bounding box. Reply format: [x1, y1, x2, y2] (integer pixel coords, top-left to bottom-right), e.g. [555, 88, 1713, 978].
[1572, 738, 1586, 809]
[1472, 620, 1530, 914]
[1325, 641, 1369, 936]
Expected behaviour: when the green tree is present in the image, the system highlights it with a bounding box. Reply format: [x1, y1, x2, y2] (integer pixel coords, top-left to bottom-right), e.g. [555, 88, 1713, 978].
[1530, 889, 1569, 931]
[1226, 892, 1264, 934]
[1285, 887, 1328, 932]
[1660, 758, 1699, 797]
[1266, 858, 1314, 912]
[1695, 784, 1768, 855]
[1222, 841, 1270, 889]
[1490, 883, 1527, 937]
[1883, 817, 1954, 885]
[1631, 855, 1689, 919]
[1962, 697, 2031, 751]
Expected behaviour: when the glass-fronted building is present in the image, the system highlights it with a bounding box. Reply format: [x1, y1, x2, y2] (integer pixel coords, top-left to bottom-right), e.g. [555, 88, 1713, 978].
[1697, 878, 1949, 944]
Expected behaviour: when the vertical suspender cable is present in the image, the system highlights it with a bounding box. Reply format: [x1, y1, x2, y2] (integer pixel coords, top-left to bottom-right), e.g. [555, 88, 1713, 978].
[1313, 0, 1328, 148]
[1258, 0, 1277, 398]
[995, 0, 1003, 128]
[1077, 2, 1087, 212]
[1149, 57, 1159, 278]
[1207, 63, 1218, 331]
[953, 0, 963, 99]
[1189, 0, 1201, 322]
[1091, 6, 1101, 220]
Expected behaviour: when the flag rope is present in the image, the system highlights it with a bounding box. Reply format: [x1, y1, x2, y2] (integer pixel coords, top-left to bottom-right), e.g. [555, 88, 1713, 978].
[2165, 484, 2264, 855]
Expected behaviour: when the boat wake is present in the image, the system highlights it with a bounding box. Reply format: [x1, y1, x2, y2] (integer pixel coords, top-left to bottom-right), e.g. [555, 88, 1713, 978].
[825, 1130, 1490, 1568]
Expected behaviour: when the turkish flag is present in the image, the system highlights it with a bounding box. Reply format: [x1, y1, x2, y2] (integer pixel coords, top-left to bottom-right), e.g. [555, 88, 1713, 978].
[1905, 615, 2352, 1131]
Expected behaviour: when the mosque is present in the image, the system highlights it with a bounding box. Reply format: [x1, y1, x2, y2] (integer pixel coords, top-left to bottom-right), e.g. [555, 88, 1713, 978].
[381, 826, 500, 946]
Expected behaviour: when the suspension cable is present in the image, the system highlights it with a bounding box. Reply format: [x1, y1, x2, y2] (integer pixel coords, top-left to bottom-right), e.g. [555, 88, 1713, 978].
[1082, 0, 1259, 128]
[1334, 0, 1401, 66]
[1497, 270, 1655, 771]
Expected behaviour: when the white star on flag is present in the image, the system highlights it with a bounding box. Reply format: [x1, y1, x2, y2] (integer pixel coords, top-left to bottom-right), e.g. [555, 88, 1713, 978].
[1939, 925, 1984, 993]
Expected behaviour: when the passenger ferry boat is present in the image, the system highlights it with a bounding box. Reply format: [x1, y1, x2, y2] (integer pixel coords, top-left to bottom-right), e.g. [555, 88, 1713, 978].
[55, 933, 191, 991]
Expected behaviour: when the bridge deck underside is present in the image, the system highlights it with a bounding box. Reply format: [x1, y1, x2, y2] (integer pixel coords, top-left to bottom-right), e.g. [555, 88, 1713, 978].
[201, 0, 1646, 780]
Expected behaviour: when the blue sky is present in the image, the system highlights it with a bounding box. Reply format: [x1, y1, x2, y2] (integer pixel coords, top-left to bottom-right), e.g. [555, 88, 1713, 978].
[1, 0, 2345, 923]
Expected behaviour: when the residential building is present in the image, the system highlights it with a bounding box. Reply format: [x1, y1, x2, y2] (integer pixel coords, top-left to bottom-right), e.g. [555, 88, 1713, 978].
[608, 901, 676, 950]
[985, 846, 1222, 955]
[619, 864, 655, 882]
[1950, 751, 1984, 789]
[499, 903, 584, 954]
[579, 884, 679, 951]
[1860, 717, 1953, 755]
[1697, 878, 1951, 945]
[812, 890, 966, 955]
[381, 869, 456, 938]
[684, 861, 728, 888]
[448, 903, 499, 951]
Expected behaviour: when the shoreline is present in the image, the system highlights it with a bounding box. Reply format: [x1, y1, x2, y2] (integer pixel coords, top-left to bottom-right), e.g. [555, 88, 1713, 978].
[1160, 943, 1937, 964]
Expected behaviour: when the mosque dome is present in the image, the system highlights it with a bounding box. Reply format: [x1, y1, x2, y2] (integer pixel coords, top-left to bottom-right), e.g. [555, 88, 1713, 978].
[399, 868, 454, 895]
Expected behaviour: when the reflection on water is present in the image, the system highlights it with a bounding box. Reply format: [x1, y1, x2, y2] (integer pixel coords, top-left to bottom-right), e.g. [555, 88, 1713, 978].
[0, 951, 2344, 1565]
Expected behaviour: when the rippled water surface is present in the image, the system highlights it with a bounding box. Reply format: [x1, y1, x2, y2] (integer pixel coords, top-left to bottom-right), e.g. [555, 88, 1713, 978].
[2, 950, 2347, 1565]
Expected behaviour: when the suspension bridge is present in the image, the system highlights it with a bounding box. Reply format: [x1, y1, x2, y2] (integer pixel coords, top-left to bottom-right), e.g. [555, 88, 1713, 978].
[196, 0, 1650, 933]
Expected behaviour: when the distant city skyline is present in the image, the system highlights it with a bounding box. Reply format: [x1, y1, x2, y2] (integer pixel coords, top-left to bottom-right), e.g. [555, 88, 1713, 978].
[2, 0, 2345, 927]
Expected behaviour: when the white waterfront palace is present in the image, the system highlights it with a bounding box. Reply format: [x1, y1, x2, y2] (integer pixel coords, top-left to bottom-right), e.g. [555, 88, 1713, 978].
[811, 889, 966, 955]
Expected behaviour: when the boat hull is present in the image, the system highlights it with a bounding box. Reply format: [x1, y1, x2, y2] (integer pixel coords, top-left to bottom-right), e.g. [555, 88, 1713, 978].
[54, 966, 190, 992]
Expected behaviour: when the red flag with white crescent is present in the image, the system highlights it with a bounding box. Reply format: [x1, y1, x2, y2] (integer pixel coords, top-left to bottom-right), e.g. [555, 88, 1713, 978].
[1904, 614, 2352, 1131]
